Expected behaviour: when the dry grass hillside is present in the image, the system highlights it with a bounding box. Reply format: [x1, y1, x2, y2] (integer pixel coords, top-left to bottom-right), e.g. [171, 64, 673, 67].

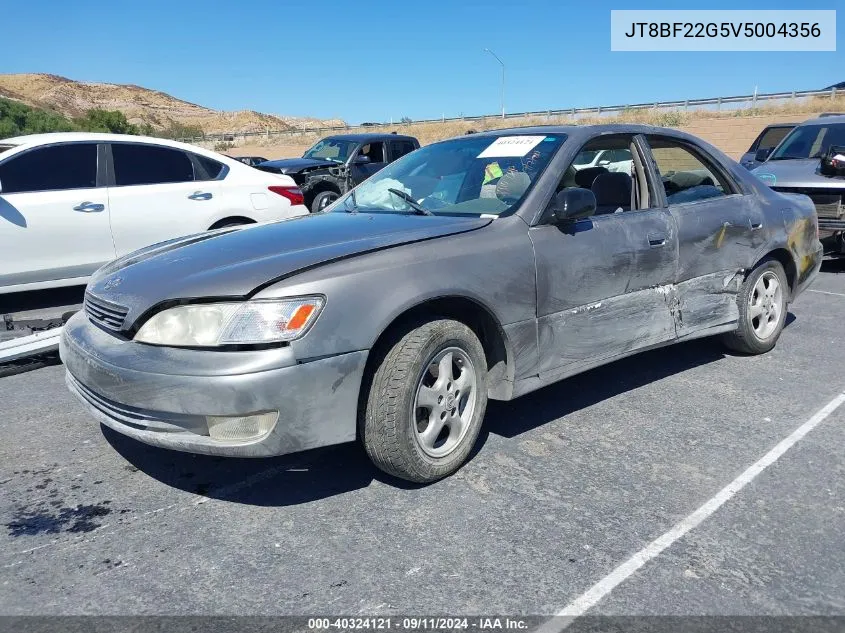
[0, 73, 343, 135]
[228, 95, 845, 161]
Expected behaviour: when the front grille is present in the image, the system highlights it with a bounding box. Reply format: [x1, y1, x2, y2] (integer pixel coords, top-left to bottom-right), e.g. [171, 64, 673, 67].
[84, 292, 128, 332]
[773, 187, 844, 219]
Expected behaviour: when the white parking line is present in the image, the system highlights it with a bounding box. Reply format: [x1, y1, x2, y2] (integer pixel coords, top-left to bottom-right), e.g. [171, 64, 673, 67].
[538, 390, 845, 632]
[808, 289, 845, 298]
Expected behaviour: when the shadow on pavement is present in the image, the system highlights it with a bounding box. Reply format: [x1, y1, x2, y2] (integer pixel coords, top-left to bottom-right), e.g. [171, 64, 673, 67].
[104, 329, 791, 507]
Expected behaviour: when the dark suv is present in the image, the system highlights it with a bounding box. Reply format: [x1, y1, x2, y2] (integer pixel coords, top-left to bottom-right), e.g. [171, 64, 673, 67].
[257, 133, 420, 212]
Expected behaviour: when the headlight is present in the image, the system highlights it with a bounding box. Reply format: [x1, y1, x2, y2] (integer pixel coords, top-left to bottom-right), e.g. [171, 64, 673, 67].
[134, 297, 324, 347]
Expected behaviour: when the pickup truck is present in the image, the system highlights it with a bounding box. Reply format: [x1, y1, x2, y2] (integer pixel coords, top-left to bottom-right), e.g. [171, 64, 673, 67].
[256, 133, 420, 212]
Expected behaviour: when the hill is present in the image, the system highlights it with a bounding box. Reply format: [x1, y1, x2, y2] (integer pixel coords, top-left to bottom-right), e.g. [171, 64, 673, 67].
[0, 73, 343, 136]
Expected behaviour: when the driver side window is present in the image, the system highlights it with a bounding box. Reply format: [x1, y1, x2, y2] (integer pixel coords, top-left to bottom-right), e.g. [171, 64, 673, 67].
[359, 142, 385, 163]
[558, 136, 650, 215]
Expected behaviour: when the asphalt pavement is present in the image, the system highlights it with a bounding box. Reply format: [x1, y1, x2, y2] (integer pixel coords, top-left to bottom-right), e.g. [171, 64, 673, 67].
[1, 263, 844, 621]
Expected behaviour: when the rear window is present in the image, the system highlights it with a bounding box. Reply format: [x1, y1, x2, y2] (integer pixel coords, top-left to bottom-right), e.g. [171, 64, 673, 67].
[0, 143, 97, 193]
[112, 143, 194, 186]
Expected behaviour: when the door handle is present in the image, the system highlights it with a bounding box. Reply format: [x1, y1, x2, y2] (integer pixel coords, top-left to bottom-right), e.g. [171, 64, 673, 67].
[648, 233, 667, 247]
[188, 191, 213, 201]
[73, 202, 105, 212]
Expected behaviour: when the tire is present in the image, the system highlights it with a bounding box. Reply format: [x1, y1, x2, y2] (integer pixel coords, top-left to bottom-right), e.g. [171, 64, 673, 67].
[722, 258, 788, 354]
[361, 319, 488, 483]
[311, 190, 339, 213]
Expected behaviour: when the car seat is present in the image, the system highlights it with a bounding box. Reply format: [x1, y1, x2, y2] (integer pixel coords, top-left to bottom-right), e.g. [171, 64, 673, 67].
[591, 172, 632, 215]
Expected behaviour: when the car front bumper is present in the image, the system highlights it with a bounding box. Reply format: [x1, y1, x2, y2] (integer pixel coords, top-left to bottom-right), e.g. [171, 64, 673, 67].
[60, 311, 367, 457]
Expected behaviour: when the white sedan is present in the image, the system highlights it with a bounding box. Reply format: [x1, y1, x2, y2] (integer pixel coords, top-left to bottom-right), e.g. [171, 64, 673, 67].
[0, 132, 308, 294]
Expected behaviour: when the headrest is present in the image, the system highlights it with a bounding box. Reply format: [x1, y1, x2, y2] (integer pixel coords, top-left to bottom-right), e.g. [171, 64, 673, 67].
[574, 166, 609, 189]
[496, 171, 531, 203]
[591, 172, 632, 206]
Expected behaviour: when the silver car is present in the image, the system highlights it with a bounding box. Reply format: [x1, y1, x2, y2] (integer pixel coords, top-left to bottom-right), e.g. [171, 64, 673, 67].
[752, 115, 845, 255]
[62, 125, 823, 483]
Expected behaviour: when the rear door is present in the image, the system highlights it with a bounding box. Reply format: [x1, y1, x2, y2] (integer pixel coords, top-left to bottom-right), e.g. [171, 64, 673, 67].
[0, 142, 114, 289]
[643, 134, 766, 336]
[106, 142, 221, 256]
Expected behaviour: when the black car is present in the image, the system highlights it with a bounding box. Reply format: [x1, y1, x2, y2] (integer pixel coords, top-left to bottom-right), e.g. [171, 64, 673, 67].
[256, 133, 420, 212]
[230, 155, 269, 167]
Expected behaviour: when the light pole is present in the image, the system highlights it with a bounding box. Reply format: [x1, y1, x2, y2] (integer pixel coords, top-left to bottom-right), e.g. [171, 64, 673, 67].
[483, 48, 505, 119]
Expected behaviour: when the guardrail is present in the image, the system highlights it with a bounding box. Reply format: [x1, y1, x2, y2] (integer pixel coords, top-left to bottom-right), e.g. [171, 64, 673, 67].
[179, 86, 840, 144]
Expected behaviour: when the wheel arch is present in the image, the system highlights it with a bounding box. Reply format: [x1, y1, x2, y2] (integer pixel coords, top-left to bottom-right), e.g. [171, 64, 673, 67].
[754, 247, 797, 301]
[208, 216, 256, 230]
[361, 295, 515, 404]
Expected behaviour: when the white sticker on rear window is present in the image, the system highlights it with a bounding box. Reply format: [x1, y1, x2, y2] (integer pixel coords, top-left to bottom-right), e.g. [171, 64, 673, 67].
[477, 136, 546, 158]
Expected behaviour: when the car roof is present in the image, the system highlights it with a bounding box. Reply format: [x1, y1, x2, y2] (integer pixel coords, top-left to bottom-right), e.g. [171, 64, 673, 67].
[0, 131, 213, 152]
[438, 123, 705, 145]
[801, 114, 845, 125]
[322, 133, 417, 143]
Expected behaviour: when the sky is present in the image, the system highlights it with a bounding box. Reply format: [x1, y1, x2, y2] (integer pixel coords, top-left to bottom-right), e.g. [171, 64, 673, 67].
[1, 0, 842, 124]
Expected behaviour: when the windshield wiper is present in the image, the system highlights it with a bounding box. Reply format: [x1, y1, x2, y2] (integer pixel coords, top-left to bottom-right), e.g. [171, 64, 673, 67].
[388, 188, 433, 216]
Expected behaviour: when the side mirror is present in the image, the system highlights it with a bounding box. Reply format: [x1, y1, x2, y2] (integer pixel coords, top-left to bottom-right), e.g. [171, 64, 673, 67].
[353, 155, 371, 165]
[551, 187, 596, 223]
[755, 147, 773, 163]
[820, 145, 845, 177]
[597, 159, 611, 166]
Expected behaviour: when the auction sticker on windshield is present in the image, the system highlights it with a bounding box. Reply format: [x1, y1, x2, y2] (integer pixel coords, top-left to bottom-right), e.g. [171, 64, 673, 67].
[478, 136, 546, 158]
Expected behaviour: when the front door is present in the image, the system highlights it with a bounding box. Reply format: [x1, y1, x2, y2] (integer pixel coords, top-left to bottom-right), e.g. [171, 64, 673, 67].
[0, 142, 114, 289]
[349, 142, 387, 186]
[644, 135, 766, 336]
[530, 134, 679, 378]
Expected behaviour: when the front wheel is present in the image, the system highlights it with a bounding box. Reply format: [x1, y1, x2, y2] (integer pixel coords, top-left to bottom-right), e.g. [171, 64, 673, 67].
[361, 319, 488, 483]
[311, 190, 339, 213]
[722, 258, 788, 354]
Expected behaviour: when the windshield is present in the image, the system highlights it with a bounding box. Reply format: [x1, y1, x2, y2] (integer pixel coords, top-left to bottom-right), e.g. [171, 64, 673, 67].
[303, 138, 357, 163]
[334, 133, 566, 217]
[770, 123, 845, 160]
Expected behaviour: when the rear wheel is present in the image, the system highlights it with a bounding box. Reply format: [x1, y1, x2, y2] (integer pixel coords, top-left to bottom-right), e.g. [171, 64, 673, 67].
[311, 190, 340, 213]
[361, 319, 488, 483]
[722, 258, 788, 354]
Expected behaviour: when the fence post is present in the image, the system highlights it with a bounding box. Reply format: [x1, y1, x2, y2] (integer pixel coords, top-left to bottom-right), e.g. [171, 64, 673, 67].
[833, 87, 838, 101]
[684, 99, 689, 111]
[716, 97, 721, 112]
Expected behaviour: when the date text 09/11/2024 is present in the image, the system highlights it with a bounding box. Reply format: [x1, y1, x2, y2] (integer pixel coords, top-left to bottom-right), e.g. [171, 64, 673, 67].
[307, 617, 530, 630]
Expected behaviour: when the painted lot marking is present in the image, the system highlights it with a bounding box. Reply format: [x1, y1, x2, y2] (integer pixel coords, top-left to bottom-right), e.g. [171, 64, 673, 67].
[538, 390, 845, 631]
[808, 289, 845, 298]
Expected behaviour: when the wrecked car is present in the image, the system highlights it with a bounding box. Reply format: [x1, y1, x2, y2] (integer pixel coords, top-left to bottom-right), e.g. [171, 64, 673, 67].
[752, 115, 845, 255]
[61, 125, 822, 484]
[256, 133, 420, 212]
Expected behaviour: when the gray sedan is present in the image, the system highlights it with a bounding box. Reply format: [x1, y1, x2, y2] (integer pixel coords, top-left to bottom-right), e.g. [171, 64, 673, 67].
[61, 125, 823, 483]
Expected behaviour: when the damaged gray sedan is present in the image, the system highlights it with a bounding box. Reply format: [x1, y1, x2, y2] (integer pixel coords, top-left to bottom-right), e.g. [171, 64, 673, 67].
[61, 125, 823, 483]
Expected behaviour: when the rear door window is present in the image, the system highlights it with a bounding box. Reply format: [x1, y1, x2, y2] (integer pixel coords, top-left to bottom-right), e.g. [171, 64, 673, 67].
[390, 140, 416, 161]
[112, 143, 194, 186]
[193, 154, 226, 180]
[0, 143, 97, 193]
[646, 136, 736, 205]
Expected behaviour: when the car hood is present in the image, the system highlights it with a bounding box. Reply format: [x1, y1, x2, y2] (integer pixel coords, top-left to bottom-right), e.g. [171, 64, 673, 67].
[752, 158, 845, 189]
[257, 157, 338, 174]
[88, 212, 492, 329]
